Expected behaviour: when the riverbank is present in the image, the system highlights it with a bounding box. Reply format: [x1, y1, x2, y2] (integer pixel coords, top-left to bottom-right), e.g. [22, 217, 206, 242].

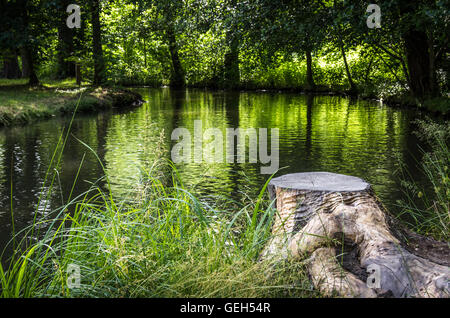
[0, 79, 143, 127]
[120, 81, 450, 116]
[1, 78, 447, 129]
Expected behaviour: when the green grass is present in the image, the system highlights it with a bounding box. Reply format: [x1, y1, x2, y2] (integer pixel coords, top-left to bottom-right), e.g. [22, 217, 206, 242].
[0, 162, 317, 298]
[0, 78, 89, 88]
[397, 119, 450, 241]
[0, 79, 142, 126]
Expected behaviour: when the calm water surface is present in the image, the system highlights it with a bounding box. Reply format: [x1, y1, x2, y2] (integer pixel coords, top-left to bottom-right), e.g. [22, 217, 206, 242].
[0, 88, 429, 256]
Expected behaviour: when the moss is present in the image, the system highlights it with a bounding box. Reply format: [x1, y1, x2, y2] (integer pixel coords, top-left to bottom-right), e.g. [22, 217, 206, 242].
[0, 82, 142, 127]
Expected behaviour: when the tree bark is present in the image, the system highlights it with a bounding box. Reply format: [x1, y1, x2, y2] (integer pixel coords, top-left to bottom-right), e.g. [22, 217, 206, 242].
[428, 34, 438, 96]
[91, 0, 105, 85]
[143, 37, 147, 69]
[75, 63, 81, 86]
[262, 172, 450, 298]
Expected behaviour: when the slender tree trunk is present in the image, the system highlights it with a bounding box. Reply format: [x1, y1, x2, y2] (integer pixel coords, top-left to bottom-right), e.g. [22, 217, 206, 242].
[339, 40, 357, 94]
[167, 27, 185, 88]
[305, 49, 315, 91]
[364, 56, 374, 84]
[75, 63, 82, 85]
[91, 0, 105, 85]
[19, 0, 38, 86]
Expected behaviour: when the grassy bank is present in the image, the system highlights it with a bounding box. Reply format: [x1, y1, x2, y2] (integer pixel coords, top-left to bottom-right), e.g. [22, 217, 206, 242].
[397, 119, 450, 241]
[0, 79, 142, 127]
[1, 128, 447, 297]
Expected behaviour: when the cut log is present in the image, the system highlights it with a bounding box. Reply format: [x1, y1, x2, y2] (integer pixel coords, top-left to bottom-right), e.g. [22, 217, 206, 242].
[263, 172, 450, 298]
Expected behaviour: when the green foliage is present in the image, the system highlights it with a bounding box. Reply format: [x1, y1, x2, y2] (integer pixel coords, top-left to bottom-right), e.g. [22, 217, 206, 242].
[397, 119, 450, 241]
[1, 0, 448, 104]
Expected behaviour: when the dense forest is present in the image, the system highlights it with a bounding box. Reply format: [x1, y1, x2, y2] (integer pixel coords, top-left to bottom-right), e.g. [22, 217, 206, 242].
[1, 0, 449, 106]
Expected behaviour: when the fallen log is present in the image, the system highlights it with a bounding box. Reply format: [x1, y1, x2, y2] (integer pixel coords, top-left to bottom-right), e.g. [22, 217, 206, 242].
[262, 172, 450, 298]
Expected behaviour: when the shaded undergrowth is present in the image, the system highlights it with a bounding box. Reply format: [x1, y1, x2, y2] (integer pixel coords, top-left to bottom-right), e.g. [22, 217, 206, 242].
[396, 119, 450, 241]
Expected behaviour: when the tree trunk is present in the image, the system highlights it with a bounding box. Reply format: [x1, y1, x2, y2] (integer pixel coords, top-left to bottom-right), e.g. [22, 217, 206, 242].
[167, 27, 185, 88]
[2, 51, 21, 79]
[305, 49, 315, 91]
[262, 172, 450, 298]
[403, 30, 437, 99]
[339, 41, 357, 95]
[20, 47, 30, 78]
[75, 63, 81, 86]
[364, 56, 374, 84]
[56, 0, 75, 79]
[18, 0, 38, 86]
[91, 0, 105, 85]
[20, 46, 39, 86]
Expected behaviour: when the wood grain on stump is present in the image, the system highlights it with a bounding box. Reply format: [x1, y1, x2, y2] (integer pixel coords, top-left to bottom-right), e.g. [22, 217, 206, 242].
[263, 172, 450, 298]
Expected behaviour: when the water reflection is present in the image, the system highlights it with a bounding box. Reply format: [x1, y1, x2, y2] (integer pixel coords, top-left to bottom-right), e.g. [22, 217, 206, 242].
[0, 88, 425, 256]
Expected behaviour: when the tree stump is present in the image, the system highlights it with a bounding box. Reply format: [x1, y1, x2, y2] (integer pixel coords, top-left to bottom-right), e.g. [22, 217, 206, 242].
[263, 172, 450, 298]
